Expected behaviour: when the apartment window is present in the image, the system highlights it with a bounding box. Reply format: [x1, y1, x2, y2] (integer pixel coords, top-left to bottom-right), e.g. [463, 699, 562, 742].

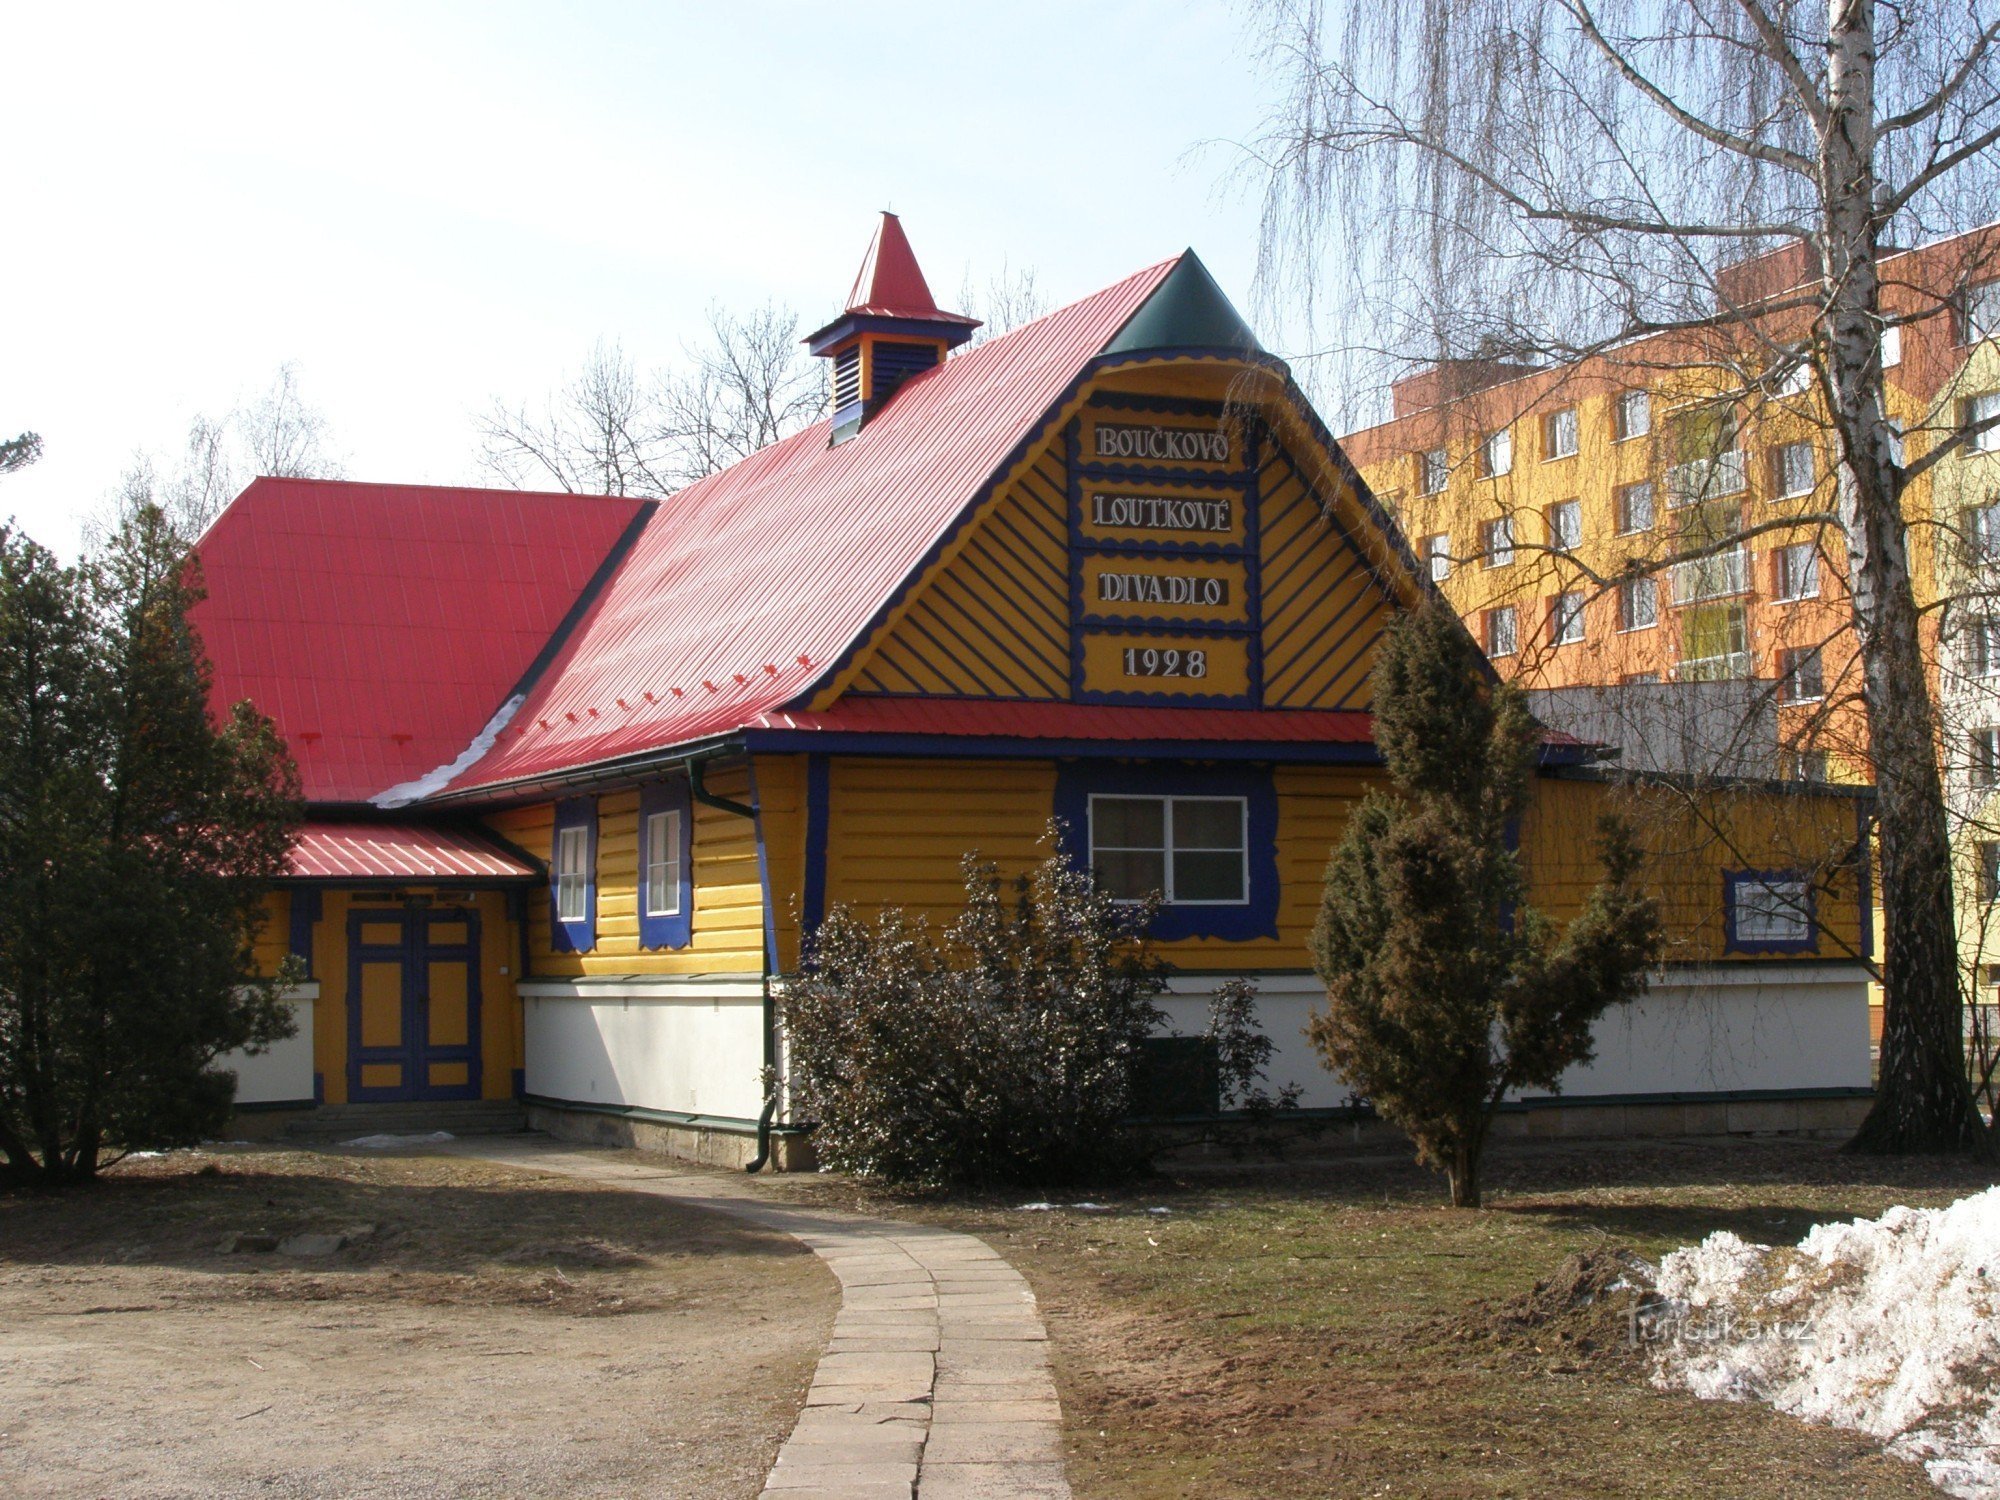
[1726, 871, 1816, 950]
[1969, 505, 2000, 564]
[1967, 392, 2000, 454]
[1545, 407, 1580, 460]
[1887, 419, 1906, 468]
[1547, 499, 1582, 553]
[1615, 481, 1655, 536]
[1618, 576, 1658, 632]
[1419, 447, 1449, 495]
[1974, 727, 2000, 789]
[1614, 390, 1651, 441]
[1777, 646, 1824, 704]
[1677, 601, 1751, 680]
[1423, 532, 1451, 582]
[1549, 591, 1586, 646]
[1775, 542, 1820, 602]
[1481, 517, 1515, 568]
[1775, 346, 1814, 397]
[1779, 748, 1829, 782]
[1089, 795, 1248, 905]
[1961, 280, 2000, 345]
[1969, 617, 2000, 679]
[1980, 842, 2000, 905]
[1486, 605, 1519, 658]
[1479, 429, 1512, 478]
[1773, 441, 1816, 498]
[1881, 324, 1903, 369]
[642, 808, 683, 918]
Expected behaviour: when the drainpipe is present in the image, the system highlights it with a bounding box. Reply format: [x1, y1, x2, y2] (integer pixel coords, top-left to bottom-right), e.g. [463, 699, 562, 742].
[689, 756, 778, 1173]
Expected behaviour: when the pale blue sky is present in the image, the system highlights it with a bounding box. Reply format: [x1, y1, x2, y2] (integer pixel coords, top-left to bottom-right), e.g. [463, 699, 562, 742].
[3, 2, 1309, 554]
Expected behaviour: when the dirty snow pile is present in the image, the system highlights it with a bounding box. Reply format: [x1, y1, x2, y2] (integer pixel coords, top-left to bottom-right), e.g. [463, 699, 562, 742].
[343, 1130, 455, 1148]
[1648, 1187, 2000, 1498]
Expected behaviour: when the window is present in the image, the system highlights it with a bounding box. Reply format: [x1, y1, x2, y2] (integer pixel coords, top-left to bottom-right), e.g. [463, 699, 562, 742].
[1616, 481, 1655, 536]
[1777, 646, 1824, 703]
[1887, 419, 1905, 468]
[1486, 605, 1519, 658]
[1775, 346, 1814, 397]
[1881, 324, 1902, 369]
[556, 827, 588, 920]
[1089, 795, 1248, 905]
[1962, 281, 2000, 345]
[1974, 727, 2000, 789]
[643, 808, 683, 918]
[1967, 392, 2000, 454]
[1677, 601, 1751, 680]
[551, 798, 597, 952]
[1545, 407, 1579, 460]
[1969, 505, 2000, 565]
[1980, 842, 2000, 905]
[1773, 441, 1816, 498]
[1423, 532, 1451, 582]
[1614, 390, 1651, 441]
[1419, 447, 1449, 495]
[1481, 517, 1514, 568]
[1779, 749, 1829, 782]
[1775, 542, 1820, 602]
[1547, 499, 1582, 553]
[1968, 617, 2000, 678]
[1618, 577, 1658, 632]
[1479, 429, 1512, 478]
[1727, 872, 1815, 950]
[1550, 591, 1586, 645]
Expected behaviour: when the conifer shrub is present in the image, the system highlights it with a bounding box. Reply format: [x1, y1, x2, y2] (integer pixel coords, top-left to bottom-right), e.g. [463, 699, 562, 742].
[781, 831, 1172, 1188]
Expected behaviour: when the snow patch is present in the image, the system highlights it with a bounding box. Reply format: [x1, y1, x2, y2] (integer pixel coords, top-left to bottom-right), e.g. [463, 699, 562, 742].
[369, 694, 524, 808]
[1648, 1187, 2000, 1498]
[343, 1131, 456, 1149]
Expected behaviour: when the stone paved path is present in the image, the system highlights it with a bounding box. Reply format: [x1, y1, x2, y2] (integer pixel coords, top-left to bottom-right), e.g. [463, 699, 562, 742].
[444, 1137, 1071, 1500]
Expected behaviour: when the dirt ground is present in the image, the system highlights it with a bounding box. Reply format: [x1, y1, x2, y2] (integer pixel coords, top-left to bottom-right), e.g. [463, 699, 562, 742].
[0, 1146, 836, 1499]
[759, 1135, 2000, 1500]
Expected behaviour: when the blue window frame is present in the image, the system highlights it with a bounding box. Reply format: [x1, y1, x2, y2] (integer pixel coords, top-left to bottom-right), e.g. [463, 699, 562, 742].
[638, 779, 694, 950]
[1052, 762, 1279, 941]
[1723, 869, 1818, 954]
[550, 797, 597, 953]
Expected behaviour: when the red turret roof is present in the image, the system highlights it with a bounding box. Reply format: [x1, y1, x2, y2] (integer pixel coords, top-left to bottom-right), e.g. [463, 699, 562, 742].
[841, 211, 980, 326]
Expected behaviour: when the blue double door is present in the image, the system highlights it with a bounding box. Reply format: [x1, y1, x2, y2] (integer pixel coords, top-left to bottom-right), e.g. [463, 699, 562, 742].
[346, 906, 483, 1102]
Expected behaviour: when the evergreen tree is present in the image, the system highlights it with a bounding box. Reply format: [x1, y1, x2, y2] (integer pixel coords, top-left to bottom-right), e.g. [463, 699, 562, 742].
[1310, 604, 1662, 1207]
[0, 505, 300, 1186]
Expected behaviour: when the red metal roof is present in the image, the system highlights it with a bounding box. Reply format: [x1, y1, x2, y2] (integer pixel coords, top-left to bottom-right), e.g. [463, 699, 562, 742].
[288, 821, 536, 881]
[749, 698, 1381, 745]
[191, 478, 645, 804]
[444, 259, 1177, 794]
[839, 211, 979, 325]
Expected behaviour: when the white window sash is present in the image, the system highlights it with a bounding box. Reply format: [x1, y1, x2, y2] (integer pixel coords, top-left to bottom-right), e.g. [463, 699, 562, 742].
[555, 825, 588, 923]
[643, 808, 683, 918]
[1087, 794, 1250, 908]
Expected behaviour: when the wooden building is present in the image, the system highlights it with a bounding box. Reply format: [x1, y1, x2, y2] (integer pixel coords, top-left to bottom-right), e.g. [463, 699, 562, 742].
[195, 214, 1878, 1162]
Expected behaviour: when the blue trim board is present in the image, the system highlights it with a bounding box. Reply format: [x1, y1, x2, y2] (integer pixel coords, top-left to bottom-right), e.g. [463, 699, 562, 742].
[1051, 760, 1281, 942]
[746, 758, 780, 974]
[744, 729, 1385, 764]
[287, 887, 321, 978]
[636, 778, 694, 950]
[549, 796, 597, 954]
[802, 753, 832, 939]
[1722, 868, 1821, 956]
[1855, 801, 1876, 963]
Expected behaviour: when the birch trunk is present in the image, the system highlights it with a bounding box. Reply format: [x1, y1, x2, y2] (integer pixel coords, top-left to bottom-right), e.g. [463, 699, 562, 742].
[1820, 0, 1988, 1153]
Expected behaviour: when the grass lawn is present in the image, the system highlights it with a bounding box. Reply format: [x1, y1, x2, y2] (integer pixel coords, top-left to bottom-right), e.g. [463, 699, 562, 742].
[0, 1146, 835, 1499]
[764, 1136, 2000, 1499]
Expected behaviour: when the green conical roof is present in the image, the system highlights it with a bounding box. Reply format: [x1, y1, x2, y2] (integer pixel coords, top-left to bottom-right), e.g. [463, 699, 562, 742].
[1103, 251, 1264, 356]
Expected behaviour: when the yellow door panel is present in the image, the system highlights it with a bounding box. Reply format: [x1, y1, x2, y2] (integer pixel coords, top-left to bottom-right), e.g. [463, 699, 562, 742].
[359, 922, 403, 945]
[360, 1063, 401, 1090]
[426, 961, 470, 1048]
[359, 962, 403, 1048]
[428, 921, 469, 946]
[428, 1062, 469, 1089]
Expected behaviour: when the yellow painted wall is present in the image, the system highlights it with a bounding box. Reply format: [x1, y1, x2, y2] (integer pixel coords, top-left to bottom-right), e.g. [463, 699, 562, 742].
[1519, 774, 1868, 965]
[481, 763, 767, 977]
[758, 751, 1860, 975]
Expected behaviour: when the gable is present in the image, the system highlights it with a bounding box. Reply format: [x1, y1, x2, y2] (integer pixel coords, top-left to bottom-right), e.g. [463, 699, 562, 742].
[833, 362, 1412, 712]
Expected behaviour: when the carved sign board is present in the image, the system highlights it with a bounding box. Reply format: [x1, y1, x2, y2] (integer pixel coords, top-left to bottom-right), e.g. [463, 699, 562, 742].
[1093, 422, 1232, 465]
[1078, 554, 1247, 628]
[1078, 629, 1252, 699]
[1081, 484, 1248, 548]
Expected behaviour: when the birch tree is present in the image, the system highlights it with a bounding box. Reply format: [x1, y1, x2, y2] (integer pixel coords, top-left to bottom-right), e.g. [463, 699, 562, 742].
[1247, 0, 2000, 1154]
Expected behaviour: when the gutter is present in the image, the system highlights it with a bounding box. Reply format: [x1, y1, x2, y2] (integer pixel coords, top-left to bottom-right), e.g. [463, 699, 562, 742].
[689, 757, 778, 1174]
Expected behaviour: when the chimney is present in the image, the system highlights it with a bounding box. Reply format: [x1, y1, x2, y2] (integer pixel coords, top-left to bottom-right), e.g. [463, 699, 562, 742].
[803, 212, 981, 444]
